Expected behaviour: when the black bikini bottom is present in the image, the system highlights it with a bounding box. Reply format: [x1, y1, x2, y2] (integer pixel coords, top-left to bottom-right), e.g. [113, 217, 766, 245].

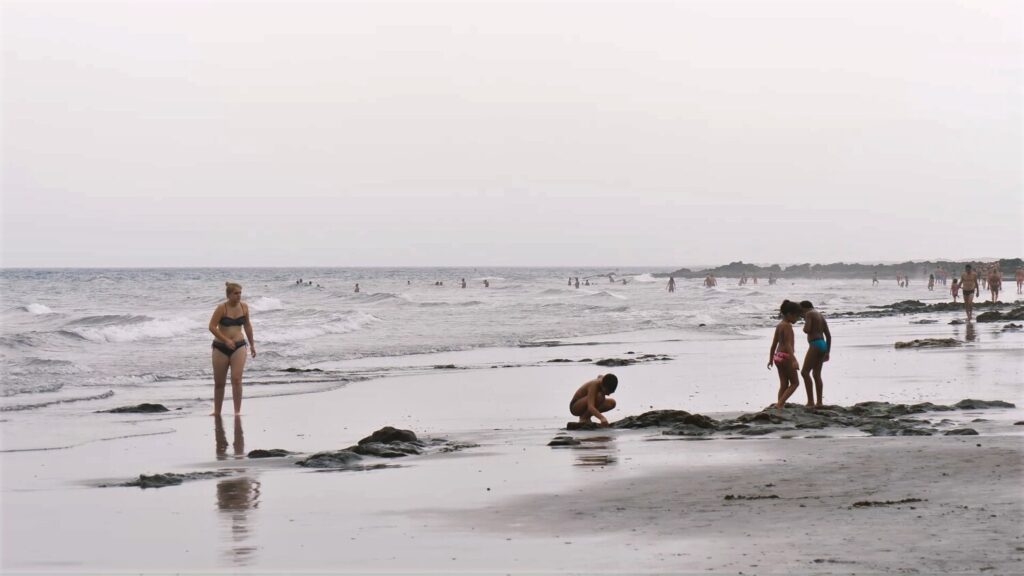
[212, 340, 247, 357]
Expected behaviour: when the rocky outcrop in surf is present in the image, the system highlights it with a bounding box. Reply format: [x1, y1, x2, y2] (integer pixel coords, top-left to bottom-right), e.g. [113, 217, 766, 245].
[559, 400, 1015, 438]
[295, 426, 478, 469]
[99, 403, 170, 413]
[103, 471, 232, 489]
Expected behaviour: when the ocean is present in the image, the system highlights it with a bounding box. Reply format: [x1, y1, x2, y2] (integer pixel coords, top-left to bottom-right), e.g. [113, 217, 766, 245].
[0, 267, 950, 418]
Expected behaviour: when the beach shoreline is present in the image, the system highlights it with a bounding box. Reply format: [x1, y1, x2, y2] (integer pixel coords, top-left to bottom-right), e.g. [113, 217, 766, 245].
[2, 311, 1023, 573]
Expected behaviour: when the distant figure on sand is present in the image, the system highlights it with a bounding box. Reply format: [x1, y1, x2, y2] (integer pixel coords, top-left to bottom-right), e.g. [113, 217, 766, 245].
[799, 301, 831, 407]
[1016, 267, 1024, 295]
[483, 279, 490, 288]
[767, 300, 802, 409]
[988, 267, 1001, 302]
[354, 283, 360, 293]
[667, 276, 675, 293]
[569, 374, 619, 426]
[208, 282, 256, 416]
[960, 265, 979, 321]
[575, 277, 580, 289]
[950, 279, 960, 302]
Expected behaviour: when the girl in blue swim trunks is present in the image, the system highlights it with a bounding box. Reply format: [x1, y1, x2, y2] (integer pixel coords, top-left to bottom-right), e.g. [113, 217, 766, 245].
[799, 301, 831, 407]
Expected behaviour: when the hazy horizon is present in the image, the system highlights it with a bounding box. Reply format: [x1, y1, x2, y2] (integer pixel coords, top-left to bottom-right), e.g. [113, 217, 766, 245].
[3, 0, 1021, 268]
[1, 255, 1019, 272]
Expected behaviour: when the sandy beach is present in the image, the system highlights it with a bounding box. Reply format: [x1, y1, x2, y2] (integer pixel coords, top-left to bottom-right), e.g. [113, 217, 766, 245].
[2, 311, 1023, 574]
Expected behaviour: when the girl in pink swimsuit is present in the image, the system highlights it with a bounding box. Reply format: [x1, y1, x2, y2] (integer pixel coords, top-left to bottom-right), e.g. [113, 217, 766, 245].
[767, 300, 802, 409]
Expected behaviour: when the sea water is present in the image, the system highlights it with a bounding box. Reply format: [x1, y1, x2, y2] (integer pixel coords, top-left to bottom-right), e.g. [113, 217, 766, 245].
[0, 267, 953, 419]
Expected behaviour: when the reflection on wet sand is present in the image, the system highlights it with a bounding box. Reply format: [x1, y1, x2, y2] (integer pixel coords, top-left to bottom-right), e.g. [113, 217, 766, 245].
[572, 435, 619, 467]
[214, 415, 246, 460]
[965, 321, 977, 343]
[214, 415, 260, 567]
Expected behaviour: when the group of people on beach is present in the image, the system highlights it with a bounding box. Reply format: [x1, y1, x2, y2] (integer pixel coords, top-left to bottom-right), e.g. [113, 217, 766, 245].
[768, 300, 832, 409]
[208, 264, 1015, 417]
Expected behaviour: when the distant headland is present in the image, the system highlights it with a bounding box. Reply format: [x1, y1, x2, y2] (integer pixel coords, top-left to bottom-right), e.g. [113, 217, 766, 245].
[660, 258, 1024, 279]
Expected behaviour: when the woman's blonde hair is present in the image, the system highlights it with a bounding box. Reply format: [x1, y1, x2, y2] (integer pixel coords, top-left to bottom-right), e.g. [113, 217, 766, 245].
[225, 282, 242, 297]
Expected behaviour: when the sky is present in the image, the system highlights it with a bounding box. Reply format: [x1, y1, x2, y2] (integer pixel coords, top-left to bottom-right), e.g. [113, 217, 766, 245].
[2, 0, 1021, 268]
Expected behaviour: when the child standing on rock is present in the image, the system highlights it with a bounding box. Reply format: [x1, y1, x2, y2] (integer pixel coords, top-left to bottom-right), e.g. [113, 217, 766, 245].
[768, 300, 802, 409]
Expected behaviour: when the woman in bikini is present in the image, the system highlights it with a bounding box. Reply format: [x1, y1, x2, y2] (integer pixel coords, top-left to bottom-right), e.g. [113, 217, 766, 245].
[209, 282, 256, 415]
[767, 300, 802, 409]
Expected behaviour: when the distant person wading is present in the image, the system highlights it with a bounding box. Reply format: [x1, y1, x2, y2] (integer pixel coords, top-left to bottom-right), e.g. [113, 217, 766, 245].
[208, 282, 256, 416]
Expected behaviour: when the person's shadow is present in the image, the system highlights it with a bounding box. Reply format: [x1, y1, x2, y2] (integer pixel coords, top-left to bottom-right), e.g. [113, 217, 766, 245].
[214, 415, 260, 566]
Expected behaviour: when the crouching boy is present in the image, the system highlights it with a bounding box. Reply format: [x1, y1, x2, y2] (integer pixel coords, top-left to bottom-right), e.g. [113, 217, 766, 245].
[570, 373, 618, 426]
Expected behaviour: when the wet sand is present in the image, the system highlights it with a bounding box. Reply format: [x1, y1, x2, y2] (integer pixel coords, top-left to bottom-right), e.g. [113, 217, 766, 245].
[2, 314, 1023, 573]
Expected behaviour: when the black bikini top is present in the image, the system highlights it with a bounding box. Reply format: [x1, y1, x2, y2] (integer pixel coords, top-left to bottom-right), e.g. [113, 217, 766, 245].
[219, 305, 247, 327]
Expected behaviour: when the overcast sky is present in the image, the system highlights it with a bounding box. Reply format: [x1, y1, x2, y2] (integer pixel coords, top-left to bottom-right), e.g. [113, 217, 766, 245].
[2, 0, 1021, 268]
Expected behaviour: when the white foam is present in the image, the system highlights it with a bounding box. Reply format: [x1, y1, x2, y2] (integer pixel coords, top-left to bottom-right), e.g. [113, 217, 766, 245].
[72, 316, 201, 343]
[632, 273, 659, 283]
[248, 296, 285, 312]
[259, 312, 381, 343]
[26, 303, 54, 315]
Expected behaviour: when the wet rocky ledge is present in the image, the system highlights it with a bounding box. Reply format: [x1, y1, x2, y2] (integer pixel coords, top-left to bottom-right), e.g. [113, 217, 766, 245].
[103, 426, 478, 487]
[831, 300, 1024, 319]
[100, 471, 232, 489]
[558, 399, 1015, 440]
[97, 403, 171, 414]
[294, 426, 478, 469]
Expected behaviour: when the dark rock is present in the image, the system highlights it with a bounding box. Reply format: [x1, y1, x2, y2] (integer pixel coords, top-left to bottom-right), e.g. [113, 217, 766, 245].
[247, 449, 294, 458]
[894, 338, 960, 349]
[944, 429, 979, 436]
[976, 307, 1024, 322]
[350, 441, 423, 458]
[111, 471, 231, 488]
[896, 428, 935, 436]
[594, 358, 636, 367]
[738, 427, 781, 436]
[282, 367, 322, 372]
[548, 435, 581, 447]
[433, 364, 457, 369]
[610, 399, 1008, 438]
[1002, 323, 1023, 331]
[852, 498, 925, 508]
[613, 410, 695, 429]
[949, 319, 965, 325]
[724, 494, 780, 501]
[910, 319, 938, 324]
[101, 403, 169, 414]
[953, 399, 1015, 409]
[296, 450, 363, 468]
[547, 358, 573, 363]
[578, 358, 592, 363]
[682, 413, 719, 428]
[663, 425, 715, 437]
[358, 426, 419, 445]
[1014, 421, 1024, 426]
